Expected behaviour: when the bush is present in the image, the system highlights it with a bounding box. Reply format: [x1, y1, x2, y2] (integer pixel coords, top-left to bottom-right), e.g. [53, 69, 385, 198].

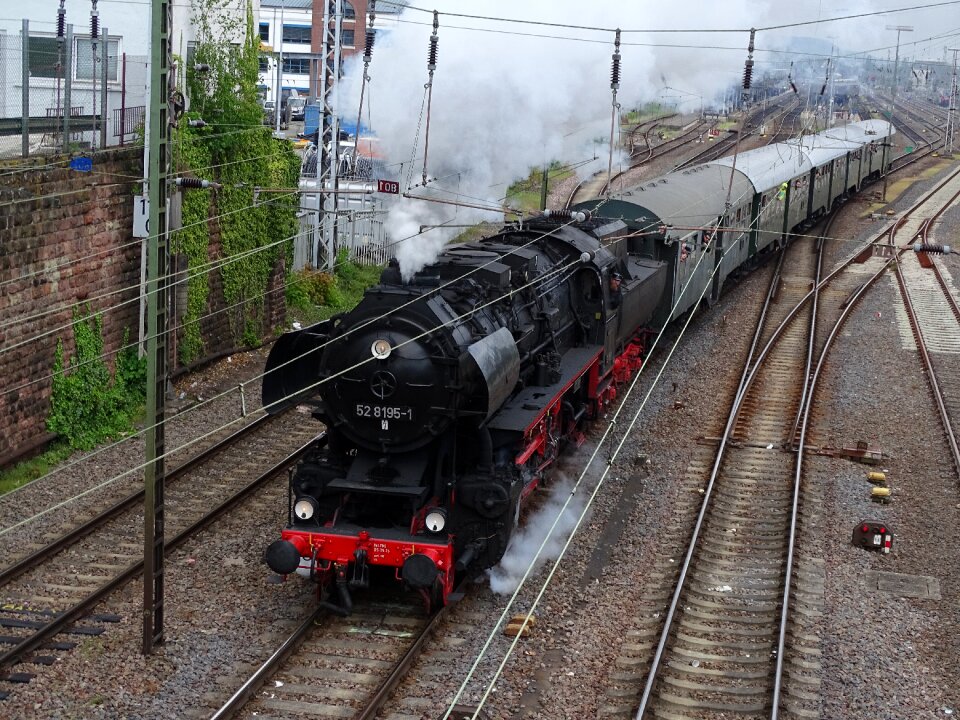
[47, 311, 146, 451]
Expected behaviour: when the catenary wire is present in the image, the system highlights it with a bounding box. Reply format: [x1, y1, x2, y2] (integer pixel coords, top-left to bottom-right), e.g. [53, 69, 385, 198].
[442, 182, 772, 718]
[0, 186, 299, 291]
[0, 191, 300, 347]
[378, 0, 960, 35]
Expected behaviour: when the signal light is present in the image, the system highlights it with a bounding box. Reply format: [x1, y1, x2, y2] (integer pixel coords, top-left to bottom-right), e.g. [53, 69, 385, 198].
[852, 521, 893, 553]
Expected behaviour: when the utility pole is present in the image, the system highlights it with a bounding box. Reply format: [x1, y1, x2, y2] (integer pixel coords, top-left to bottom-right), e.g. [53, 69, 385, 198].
[946, 48, 959, 155]
[275, 0, 284, 134]
[143, 0, 170, 655]
[882, 25, 912, 203]
[827, 44, 836, 128]
[317, 0, 342, 268]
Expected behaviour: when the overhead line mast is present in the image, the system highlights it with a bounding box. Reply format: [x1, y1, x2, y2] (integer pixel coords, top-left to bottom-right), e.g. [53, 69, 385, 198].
[421, 10, 440, 186]
[606, 29, 621, 195]
[143, 0, 171, 655]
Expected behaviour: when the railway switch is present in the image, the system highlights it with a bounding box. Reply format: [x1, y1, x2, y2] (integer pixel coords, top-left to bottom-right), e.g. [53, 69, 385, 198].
[852, 521, 893, 554]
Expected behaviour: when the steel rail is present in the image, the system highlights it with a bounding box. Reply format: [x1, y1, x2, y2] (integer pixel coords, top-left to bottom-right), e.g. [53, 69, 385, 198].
[633, 235, 795, 718]
[893, 186, 960, 480]
[0, 412, 276, 589]
[354, 579, 469, 720]
[207, 604, 329, 720]
[208, 577, 467, 720]
[0, 435, 321, 671]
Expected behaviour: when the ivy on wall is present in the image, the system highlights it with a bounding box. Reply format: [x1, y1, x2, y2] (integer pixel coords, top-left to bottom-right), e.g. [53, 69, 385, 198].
[47, 310, 146, 451]
[173, 0, 300, 363]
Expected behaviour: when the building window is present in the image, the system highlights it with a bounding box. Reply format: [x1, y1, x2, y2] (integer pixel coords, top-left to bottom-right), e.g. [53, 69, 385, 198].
[75, 38, 119, 82]
[282, 25, 311, 44]
[259, 57, 270, 72]
[282, 57, 310, 75]
[259, 23, 270, 42]
[344, 1, 355, 19]
[28, 36, 61, 78]
[342, 29, 355, 46]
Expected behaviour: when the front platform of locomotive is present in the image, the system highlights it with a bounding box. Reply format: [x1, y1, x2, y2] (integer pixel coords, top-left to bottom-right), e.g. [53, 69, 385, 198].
[262, 280, 482, 612]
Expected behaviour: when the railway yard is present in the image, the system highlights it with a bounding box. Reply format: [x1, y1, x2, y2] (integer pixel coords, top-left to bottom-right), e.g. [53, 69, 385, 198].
[1, 83, 958, 720]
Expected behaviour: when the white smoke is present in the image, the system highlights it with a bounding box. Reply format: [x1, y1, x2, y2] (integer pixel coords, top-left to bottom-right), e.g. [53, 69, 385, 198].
[335, 0, 946, 277]
[487, 476, 586, 595]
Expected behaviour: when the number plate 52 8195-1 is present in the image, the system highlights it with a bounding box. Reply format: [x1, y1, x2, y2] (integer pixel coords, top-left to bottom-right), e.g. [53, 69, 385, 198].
[355, 404, 413, 421]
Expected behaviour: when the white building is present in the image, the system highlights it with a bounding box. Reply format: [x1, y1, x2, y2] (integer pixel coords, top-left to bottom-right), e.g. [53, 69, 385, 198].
[258, 0, 315, 103]
[0, 0, 254, 156]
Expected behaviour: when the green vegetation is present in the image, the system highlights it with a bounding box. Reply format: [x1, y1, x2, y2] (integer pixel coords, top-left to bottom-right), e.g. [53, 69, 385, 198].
[622, 103, 670, 124]
[451, 221, 502, 245]
[0, 442, 73, 496]
[0, 312, 146, 497]
[46, 311, 146, 451]
[286, 250, 383, 326]
[175, 0, 300, 363]
[505, 163, 575, 215]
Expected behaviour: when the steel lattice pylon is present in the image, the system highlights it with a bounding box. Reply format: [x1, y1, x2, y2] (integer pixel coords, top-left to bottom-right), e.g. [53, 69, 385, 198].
[316, 0, 342, 269]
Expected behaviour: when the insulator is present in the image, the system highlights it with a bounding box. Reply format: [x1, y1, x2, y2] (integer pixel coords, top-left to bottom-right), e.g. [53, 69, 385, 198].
[742, 59, 754, 90]
[176, 177, 214, 189]
[790, 81, 798, 94]
[914, 242, 952, 254]
[193, 63, 210, 72]
[364, 28, 375, 60]
[611, 52, 621, 89]
[187, 119, 207, 127]
[427, 35, 438, 69]
[543, 209, 591, 223]
[57, 3, 66, 39]
[819, 83, 827, 96]
[91, 12, 99, 40]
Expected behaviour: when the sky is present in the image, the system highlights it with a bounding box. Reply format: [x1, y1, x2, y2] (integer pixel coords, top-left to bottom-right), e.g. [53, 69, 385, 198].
[334, 0, 960, 275]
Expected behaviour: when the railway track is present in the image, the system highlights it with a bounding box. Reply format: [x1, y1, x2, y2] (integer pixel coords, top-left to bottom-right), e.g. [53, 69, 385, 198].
[567, 96, 797, 208]
[672, 96, 799, 172]
[894, 213, 960, 480]
[596, 160, 960, 719]
[205, 583, 482, 720]
[0, 408, 319, 694]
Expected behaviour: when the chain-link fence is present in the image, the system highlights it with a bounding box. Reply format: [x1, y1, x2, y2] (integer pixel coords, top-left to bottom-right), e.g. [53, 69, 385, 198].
[0, 19, 148, 160]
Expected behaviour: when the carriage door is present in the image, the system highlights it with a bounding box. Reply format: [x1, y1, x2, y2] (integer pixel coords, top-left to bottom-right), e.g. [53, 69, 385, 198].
[710, 216, 724, 305]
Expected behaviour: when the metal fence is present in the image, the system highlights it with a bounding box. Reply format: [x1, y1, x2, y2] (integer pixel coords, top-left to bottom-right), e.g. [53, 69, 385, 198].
[295, 205, 390, 271]
[0, 20, 148, 159]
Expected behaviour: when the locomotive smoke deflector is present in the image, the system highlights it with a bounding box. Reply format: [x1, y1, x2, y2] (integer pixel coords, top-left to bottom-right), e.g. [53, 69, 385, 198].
[262, 320, 332, 412]
[462, 327, 521, 420]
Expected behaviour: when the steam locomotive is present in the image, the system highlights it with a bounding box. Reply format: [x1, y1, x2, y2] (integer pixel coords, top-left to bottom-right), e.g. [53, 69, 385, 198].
[263, 120, 894, 612]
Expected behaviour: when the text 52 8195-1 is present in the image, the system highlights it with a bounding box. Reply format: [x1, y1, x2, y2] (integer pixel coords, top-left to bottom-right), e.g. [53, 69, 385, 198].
[355, 404, 413, 420]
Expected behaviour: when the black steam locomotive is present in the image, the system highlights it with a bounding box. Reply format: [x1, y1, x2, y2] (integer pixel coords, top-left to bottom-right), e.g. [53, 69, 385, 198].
[263, 120, 894, 612]
[263, 213, 666, 611]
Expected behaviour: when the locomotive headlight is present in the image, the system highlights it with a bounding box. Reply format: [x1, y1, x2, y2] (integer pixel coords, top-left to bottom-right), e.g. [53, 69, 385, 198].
[294, 497, 318, 521]
[425, 507, 447, 533]
[371, 338, 392, 360]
